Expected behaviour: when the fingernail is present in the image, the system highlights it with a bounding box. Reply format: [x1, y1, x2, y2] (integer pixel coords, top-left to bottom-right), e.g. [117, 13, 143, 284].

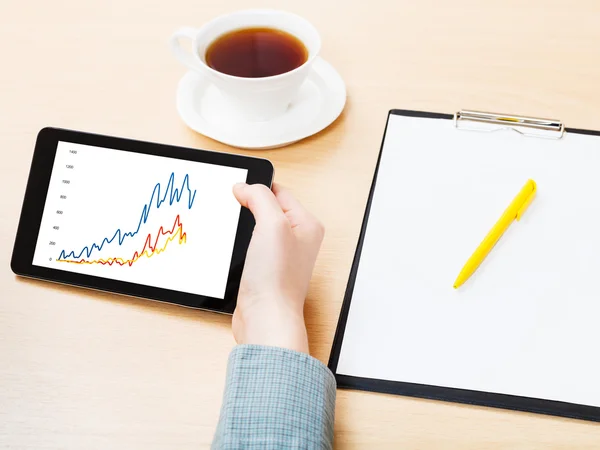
[234, 182, 247, 189]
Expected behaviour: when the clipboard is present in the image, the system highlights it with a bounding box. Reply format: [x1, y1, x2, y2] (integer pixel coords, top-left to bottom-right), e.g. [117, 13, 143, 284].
[328, 109, 600, 422]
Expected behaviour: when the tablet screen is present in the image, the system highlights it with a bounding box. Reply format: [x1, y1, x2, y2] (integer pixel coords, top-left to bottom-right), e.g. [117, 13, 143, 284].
[32, 141, 248, 299]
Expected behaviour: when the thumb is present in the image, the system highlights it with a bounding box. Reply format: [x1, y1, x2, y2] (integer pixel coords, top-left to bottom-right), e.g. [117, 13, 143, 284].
[233, 183, 285, 225]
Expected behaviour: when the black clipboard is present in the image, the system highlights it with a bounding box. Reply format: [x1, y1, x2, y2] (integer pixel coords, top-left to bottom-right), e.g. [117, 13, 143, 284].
[327, 109, 600, 422]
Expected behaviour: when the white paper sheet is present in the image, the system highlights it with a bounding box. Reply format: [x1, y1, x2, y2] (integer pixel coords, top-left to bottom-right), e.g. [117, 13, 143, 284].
[336, 114, 600, 407]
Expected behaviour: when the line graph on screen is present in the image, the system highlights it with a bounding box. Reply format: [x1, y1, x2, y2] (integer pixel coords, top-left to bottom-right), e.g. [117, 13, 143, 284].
[32, 141, 248, 298]
[56, 172, 196, 267]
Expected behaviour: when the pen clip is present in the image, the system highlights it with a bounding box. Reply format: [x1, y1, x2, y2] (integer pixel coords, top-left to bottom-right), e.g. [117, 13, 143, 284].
[516, 180, 537, 220]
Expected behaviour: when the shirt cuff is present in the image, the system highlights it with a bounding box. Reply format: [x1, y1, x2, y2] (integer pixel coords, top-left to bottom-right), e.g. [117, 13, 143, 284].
[212, 344, 337, 450]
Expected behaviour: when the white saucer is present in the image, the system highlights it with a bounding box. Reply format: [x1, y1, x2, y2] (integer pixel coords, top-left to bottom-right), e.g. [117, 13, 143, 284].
[176, 56, 347, 149]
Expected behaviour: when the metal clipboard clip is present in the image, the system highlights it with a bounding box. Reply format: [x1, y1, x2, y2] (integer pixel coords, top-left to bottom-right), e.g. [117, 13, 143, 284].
[454, 110, 565, 139]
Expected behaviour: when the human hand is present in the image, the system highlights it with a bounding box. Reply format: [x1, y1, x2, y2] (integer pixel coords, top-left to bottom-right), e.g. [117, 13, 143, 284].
[231, 182, 325, 354]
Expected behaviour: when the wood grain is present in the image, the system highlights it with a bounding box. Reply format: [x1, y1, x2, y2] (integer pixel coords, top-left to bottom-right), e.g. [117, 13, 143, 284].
[1, 0, 599, 447]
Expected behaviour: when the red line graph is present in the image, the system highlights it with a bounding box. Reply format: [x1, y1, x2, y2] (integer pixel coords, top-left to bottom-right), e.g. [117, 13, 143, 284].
[58, 215, 186, 267]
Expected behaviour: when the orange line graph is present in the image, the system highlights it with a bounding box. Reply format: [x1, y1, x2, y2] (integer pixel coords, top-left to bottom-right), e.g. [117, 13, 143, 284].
[57, 215, 186, 267]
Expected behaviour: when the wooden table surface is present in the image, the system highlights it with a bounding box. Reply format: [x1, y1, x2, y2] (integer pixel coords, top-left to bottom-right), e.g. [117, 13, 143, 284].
[1, 0, 599, 448]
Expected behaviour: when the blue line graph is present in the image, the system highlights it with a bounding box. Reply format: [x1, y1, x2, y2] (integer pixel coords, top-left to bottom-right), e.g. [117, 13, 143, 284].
[58, 172, 197, 261]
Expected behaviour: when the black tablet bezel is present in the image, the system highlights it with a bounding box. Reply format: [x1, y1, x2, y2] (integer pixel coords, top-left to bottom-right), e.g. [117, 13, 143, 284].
[10, 127, 274, 314]
[328, 109, 600, 422]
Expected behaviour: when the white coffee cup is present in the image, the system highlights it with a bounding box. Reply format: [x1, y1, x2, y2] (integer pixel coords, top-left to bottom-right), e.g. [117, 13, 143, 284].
[170, 9, 321, 122]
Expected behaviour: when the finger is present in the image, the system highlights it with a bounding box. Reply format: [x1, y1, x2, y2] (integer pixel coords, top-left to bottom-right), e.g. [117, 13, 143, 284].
[273, 184, 324, 240]
[233, 183, 286, 224]
[272, 183, 306, 215]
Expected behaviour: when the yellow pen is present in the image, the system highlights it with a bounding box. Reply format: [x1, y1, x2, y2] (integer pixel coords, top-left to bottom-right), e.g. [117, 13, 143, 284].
[453, 179, 537, 289]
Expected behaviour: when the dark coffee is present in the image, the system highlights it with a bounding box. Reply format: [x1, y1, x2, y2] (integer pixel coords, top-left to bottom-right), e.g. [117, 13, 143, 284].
[205, 27, 308, 78]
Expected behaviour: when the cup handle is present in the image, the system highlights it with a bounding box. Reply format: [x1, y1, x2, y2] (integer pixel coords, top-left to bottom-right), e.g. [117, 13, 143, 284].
[169, 27, 201, 71]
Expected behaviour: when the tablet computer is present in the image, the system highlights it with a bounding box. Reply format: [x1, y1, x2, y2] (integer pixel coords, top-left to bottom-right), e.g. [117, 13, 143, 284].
[11, 128, 274, 314]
